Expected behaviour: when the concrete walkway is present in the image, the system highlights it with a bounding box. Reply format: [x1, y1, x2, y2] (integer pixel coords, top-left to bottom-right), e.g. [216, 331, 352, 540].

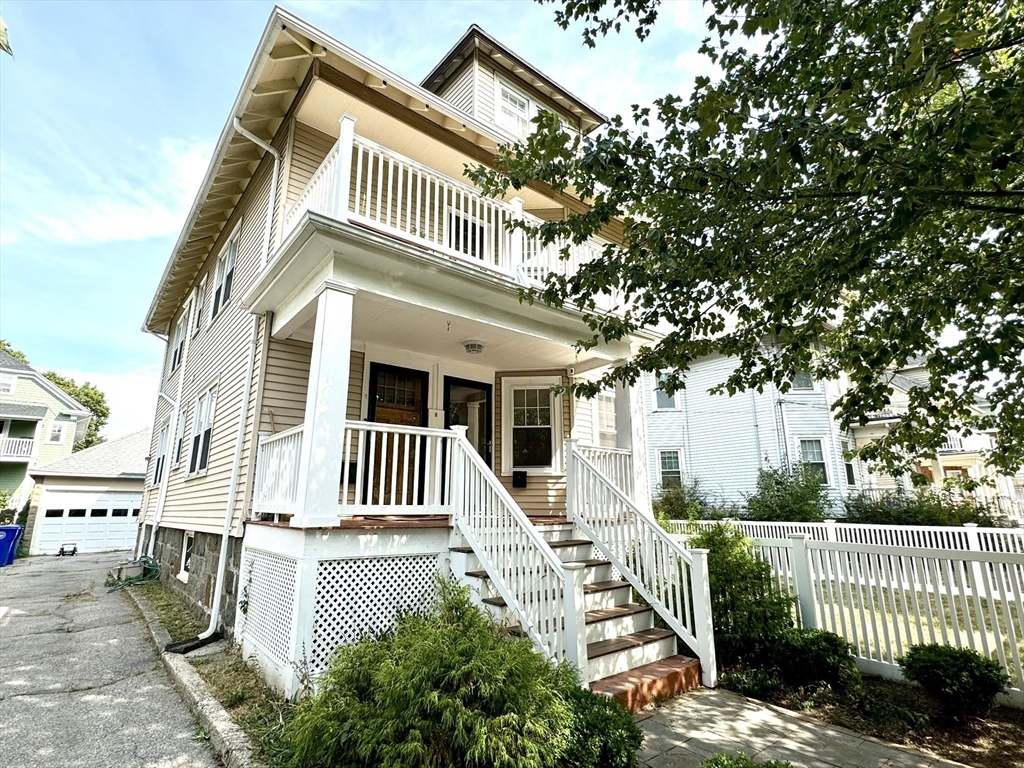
[637, 688, 967, 768]
[0, 552, 219, 768]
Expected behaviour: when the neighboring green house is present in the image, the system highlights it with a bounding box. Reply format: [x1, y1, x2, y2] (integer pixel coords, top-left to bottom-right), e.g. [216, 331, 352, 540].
[0, 350, 93, 511]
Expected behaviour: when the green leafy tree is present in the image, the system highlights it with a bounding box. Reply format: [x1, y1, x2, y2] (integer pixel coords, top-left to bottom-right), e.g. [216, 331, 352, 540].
[43, 373, 109, 451]
[470, 0, 1024, 480]
[0, 341, 110, 451]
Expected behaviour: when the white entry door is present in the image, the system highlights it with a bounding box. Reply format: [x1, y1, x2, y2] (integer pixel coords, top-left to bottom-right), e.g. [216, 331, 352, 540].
[32, 489, 142, 555]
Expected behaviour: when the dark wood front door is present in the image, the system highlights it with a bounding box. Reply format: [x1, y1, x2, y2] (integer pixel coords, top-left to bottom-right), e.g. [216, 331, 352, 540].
[365, 363, 429, 505]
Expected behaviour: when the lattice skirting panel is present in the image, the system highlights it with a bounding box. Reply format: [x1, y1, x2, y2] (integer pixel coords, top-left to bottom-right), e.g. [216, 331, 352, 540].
[311, 554, 440, 674]
[239, 548, 298, 666]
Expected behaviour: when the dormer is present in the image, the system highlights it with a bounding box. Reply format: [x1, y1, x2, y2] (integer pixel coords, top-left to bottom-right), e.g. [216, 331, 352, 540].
[421, 25, 606, 140]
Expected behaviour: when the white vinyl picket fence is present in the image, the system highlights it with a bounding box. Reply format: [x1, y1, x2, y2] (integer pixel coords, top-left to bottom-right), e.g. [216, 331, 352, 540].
[671, 521, 1024, 707]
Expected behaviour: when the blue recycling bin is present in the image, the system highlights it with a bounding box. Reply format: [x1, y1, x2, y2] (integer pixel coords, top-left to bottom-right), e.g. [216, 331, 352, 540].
[0, 525, 24, 566]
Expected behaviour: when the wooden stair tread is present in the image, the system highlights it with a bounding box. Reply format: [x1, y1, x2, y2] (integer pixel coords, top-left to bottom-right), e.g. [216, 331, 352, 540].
[586, 628, 675, 659]
[590, 655, 702, 713]
[585, 603, 651, 624]
[583, 580, 630, 594]
[464, 559, 610, 581]
[547, 538, 593, 549]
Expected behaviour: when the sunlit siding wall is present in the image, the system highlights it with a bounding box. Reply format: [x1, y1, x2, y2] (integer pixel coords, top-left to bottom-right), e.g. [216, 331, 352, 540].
[437, 60, 475, 116]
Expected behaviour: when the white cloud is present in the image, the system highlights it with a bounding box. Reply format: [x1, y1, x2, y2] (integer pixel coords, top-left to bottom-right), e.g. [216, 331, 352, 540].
[0, 137, 212, 247]
[671, 0, 712, 34]
[54, 365, 161, 442]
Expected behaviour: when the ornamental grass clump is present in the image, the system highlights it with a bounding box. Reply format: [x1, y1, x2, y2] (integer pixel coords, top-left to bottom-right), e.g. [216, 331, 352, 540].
[899, 644, 1011, 721]
[282, 579, 628, 768]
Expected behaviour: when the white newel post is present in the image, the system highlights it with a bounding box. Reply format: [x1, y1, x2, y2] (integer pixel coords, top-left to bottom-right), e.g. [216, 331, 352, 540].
[334, 114, 357, 220]
[292, 283, 357, 528]
[789, 533, 818, 630]
[823, 519, 837, 542]
[449, 426, 468, 518]
[627, 380, 653, 515]
[565, 439, 578, 523]
[689, 548, 717, 687]
[962, 523, 988, 599]
[562, 561, 590, 684]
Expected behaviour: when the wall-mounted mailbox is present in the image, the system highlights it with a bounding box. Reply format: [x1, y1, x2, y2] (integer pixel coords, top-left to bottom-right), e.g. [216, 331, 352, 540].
[512, 471, 527, 489]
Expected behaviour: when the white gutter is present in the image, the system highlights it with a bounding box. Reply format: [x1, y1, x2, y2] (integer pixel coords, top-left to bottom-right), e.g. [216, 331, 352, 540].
[198, 122, 280, 639]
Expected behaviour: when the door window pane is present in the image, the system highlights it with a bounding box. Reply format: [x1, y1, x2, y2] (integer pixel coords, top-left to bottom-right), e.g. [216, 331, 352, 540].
[45, 509, 64, 518]
[90, 509, 108, 517]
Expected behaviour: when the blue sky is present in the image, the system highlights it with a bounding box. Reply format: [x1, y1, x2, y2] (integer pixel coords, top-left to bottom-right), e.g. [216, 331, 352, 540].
[0, 0, 710, 439]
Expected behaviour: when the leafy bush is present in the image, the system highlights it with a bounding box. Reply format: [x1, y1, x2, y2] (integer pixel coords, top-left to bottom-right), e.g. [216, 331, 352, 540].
[772, 628, 859, 690]
[283, 580, 577, 768]
[561, 686, 643, 768]
[687, 523, 794, 666]
[843, 489, 996, 527]
[720, 668, 786, 702]
[701, 754, 794, 768]
[745, 464, 832, 522]
[653, 478, 736, 524]
[899, 644, 1010, 720]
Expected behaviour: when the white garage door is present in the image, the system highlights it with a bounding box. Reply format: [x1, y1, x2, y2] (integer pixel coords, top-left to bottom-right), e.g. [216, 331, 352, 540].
[32, 489, 142, 555]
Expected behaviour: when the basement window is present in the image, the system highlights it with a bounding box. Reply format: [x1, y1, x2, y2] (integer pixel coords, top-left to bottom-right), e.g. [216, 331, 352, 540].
[178, 531, 194, 583]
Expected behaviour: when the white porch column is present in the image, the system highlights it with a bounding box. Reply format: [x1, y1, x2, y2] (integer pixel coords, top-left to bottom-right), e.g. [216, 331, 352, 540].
[292, 282, 357, 528]
[627, 380, 653, 515]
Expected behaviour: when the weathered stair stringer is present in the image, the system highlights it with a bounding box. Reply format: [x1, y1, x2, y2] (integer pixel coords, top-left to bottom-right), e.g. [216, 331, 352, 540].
[566, 442, 718, 687]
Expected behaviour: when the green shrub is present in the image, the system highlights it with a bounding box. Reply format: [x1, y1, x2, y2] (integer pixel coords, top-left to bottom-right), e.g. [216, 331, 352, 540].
[772, 628, 859, 690]
[701, 754, 795, 768]
[283, 580, 577, 768]
[745, 464, 832, 522]
[899, 643, 1010, 720]
[687, 523, 794, 666]
[561, 686, 643, 768]
[843, 489, 996, 527]
[720, 668, 786, 701]
[653, 479, 735, 524]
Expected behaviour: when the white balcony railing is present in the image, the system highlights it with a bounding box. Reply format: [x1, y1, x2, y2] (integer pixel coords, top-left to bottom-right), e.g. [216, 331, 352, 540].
[252, 425, 304, 515]
[940, 433, 965, 452]
[0, 437, 35, 460]
[281, 128, 610, 297]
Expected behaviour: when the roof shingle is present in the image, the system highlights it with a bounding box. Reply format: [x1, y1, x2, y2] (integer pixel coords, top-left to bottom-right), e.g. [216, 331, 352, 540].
[32, 429, 150, 479]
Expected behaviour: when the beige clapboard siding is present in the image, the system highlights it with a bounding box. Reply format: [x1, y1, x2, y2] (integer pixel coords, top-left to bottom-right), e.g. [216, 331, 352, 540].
[438, 60, 475, 116]
[573, 395, 594, 444]
[474, 56, 577, 131]
[286, 121, 336, 206]
[494, 369, 572, 516]
[269, 119, 292, 253]
[158, 155, 275, 536]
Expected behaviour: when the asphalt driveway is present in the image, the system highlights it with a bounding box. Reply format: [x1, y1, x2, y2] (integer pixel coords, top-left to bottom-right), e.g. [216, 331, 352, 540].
[0, 552, 219, 768]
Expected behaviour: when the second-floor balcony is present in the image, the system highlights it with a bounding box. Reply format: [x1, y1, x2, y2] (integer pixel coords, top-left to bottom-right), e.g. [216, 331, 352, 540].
[281, 120, 607, 292]
[0, 437, 35, 461]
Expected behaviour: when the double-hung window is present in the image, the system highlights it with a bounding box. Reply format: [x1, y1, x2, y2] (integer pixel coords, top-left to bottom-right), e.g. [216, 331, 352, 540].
[497, 79, 532, 137]
[596, 390, 617, 448]
[0, 373, 15, 394]
[172, 408, 187, 468]
[169, 313, 186, 374]
[153, 424, 169, 486]
[654, 374, 677, 410]
[210, 235, 237, 321]
[841, 439, 857, 486]
[791, 370, 815, 391]
[188, 387, 216, 475]
[798, 438, 829, 485]
[501, 376, 563, 474]
[192, 276, 207, 335]
[47, 422, 67, 445]
[659, 450, 682, 489]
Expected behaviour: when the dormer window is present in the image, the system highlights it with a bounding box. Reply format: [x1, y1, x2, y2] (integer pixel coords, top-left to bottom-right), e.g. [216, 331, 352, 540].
[497, 78, 532, 137]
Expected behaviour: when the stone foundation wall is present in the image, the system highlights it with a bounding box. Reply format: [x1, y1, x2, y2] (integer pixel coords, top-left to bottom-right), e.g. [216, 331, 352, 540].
[149, 526, 244, 637]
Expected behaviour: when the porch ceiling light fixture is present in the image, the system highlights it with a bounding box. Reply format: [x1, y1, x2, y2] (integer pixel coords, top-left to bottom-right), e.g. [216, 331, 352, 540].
[463, 340, 485, 355]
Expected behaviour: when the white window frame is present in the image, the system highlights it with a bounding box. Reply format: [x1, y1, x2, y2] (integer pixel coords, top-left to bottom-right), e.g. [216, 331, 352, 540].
[841, 438, 858, 487]
[172, 407, 187, 469]
[0, 373, 16, 394]
[191, 275, 207, 336]
[796, 436, 831, 487]
[153, 423, 169, 486]
[494, 75, 534, 138]
[791, 370, 817, 392]
[501, 375, 564, 476]
[595, 390, 617, 448]
[188, 385, 217, 477]
[178, 531, 194, 583]
[210, 226, 240, 324]
[658, 449, 683, 490]
[46, 421, 68, 445]
[169, 311, 187, 375]
[654, 374, 677, 411]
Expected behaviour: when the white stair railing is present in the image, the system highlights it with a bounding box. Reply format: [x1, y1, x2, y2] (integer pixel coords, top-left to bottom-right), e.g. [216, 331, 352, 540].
[577, 444, 633, 498]
[252, 425, 304, 517]
[567, 441, 717, 686]
[450, 427, 585, 673]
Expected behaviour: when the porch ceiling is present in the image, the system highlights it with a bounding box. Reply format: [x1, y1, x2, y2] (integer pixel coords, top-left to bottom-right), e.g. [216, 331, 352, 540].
[291, 292, 604, 371]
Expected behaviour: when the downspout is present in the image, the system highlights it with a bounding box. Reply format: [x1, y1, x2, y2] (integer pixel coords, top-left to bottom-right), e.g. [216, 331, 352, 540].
[191, 121, 280, 642]
[146, 328, 190, 557]
[749, 389, 763, 469]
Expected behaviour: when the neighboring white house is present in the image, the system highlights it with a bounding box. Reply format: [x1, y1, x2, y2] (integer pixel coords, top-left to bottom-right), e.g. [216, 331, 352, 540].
[26, 429, 148, 555]
[136, 10, 714, 707]
[644, 353, 864, 508]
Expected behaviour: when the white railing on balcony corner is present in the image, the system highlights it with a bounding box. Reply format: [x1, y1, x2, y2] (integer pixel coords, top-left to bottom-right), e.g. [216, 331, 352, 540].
[340, 420, 453, 514]
[940, 433, 965, 451]
[0, 437, 35, 459]
[576, 444, 633, 499]
[279, 129, 613, 300]
[567, 441, 717, 686]
[252, 425, 304, 517]
[450, 427, 581, 668]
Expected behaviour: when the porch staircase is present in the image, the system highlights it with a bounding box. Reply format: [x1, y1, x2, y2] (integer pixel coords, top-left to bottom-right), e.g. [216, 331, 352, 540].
[450, 517, 703, 712]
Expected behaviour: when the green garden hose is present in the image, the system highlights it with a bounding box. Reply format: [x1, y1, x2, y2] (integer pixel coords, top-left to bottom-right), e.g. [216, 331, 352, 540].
[107, 555, 161, 592]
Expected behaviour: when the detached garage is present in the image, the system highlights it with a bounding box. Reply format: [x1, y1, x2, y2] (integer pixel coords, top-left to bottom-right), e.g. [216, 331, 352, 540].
[27, 430, 149, 555]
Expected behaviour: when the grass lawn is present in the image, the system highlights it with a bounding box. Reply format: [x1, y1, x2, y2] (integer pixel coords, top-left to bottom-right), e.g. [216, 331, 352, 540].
[137, 581, 205, 642]
[772, 677, 1024, 768]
